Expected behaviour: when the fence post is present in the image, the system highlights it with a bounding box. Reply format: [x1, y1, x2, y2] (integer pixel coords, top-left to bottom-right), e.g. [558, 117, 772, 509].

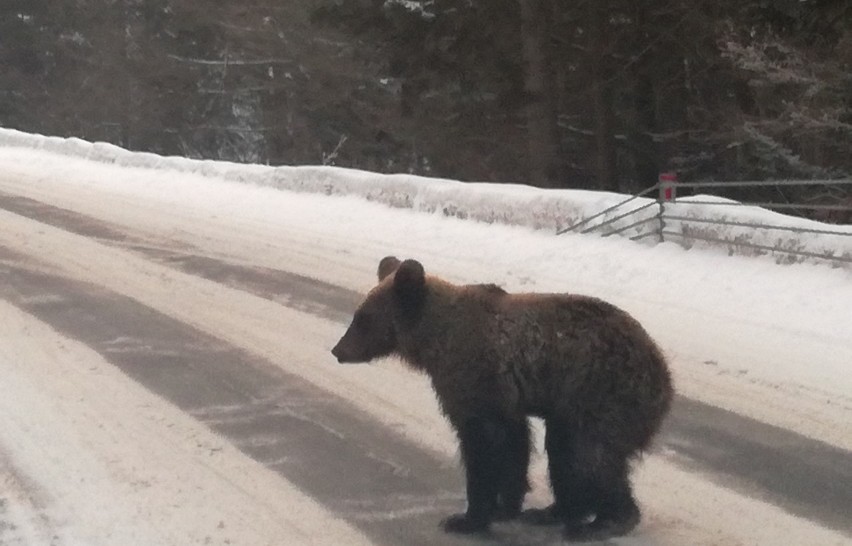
[657, 172, 677, 242]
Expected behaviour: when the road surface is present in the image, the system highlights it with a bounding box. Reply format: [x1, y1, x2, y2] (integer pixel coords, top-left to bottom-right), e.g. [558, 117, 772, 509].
[0, 163, 850, 545]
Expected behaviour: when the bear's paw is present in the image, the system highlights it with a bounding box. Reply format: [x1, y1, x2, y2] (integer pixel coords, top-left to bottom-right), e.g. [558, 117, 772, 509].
[440, 513, 490, 534]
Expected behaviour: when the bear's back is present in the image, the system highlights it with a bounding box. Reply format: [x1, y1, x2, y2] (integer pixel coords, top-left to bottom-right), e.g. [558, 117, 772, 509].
[486, 292, 669, 423]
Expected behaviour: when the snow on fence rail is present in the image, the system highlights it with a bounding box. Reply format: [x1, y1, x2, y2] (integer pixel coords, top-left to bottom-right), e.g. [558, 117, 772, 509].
[1, 128, 850, 267]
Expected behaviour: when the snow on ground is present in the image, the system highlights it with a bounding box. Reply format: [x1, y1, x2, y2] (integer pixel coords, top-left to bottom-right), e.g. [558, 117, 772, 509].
[0, 142, 849, 450]
[0, 187, 848, 546]
[0, 132, 850, 545]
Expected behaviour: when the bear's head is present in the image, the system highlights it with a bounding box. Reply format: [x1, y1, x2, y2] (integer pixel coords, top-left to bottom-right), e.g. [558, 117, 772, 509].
[331, 256, 426, 364]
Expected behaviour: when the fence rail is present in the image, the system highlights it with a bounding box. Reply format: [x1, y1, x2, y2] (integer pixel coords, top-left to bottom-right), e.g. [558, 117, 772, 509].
[559, 178, 852, 267]
[555, 184, 660, 236]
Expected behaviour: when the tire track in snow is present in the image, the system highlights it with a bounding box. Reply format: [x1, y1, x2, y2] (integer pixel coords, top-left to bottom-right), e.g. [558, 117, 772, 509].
[0, 192, 851, 538]
[0, 450, 56, 546]
[0, 278, 59, 546]
[0, 191, 362, 324]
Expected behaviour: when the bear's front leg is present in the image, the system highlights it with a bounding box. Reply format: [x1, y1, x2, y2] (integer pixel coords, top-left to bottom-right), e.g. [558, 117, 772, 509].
[441, 416, 507, 534]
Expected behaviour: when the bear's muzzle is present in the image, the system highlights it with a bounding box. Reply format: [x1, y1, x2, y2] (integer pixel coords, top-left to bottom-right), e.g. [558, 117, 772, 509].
[331, 340, 358, 364]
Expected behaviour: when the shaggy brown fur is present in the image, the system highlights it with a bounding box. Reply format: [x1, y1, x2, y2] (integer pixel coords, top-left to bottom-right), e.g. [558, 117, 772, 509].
[332, 257, 673, 540]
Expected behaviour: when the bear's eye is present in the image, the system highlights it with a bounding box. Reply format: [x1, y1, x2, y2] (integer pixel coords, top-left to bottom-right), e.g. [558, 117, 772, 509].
[353, 311, 371, 330]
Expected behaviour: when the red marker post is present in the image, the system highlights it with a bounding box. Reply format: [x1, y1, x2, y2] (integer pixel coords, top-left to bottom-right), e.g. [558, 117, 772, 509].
[659, 172, 678, 202]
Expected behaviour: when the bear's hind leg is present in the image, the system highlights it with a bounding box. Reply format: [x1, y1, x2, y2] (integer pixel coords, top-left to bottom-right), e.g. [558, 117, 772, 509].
[557, 448, 640, 542]
[493, 418, 531, 521]
[442, 416, 507, 534]
[564, 464, 640, 541]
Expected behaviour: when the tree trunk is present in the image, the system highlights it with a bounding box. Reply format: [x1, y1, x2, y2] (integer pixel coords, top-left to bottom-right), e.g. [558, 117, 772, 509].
[588, 2, 618, 192]
[123, 0, 144, 149]
[628, 6, 659, 192]
[630, 72, 659, 191]
[519, 0, 562, 188]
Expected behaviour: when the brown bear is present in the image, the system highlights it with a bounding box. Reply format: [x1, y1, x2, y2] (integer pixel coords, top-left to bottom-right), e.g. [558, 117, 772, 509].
[332, 256, 673, 541]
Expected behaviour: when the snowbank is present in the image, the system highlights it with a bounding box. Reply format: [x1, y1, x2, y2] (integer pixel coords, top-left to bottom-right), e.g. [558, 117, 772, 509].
[0, 128, 612, 231]
[1, 128, 849, 266]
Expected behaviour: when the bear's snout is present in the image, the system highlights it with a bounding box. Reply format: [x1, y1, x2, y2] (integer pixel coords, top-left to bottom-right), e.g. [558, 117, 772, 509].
[331, 341, 345, 363]
[331, 338, 357, 364]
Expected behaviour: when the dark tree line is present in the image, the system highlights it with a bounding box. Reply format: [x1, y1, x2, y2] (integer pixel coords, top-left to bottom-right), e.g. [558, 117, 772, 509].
[314, 0, 851, 193]
[1, 0, 382, 164]
[2, 0, 850, 199]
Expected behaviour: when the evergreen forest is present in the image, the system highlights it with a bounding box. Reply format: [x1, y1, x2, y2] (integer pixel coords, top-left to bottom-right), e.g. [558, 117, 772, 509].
[2, 1, 850, 202]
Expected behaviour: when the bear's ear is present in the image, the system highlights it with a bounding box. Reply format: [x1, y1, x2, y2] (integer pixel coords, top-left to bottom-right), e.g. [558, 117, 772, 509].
[377, 256, 402, 281]
[393, 259, 426, 313]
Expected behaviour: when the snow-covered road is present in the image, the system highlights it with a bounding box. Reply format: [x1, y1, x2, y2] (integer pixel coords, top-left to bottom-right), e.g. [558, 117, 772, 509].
[0, 144, 850, 545]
